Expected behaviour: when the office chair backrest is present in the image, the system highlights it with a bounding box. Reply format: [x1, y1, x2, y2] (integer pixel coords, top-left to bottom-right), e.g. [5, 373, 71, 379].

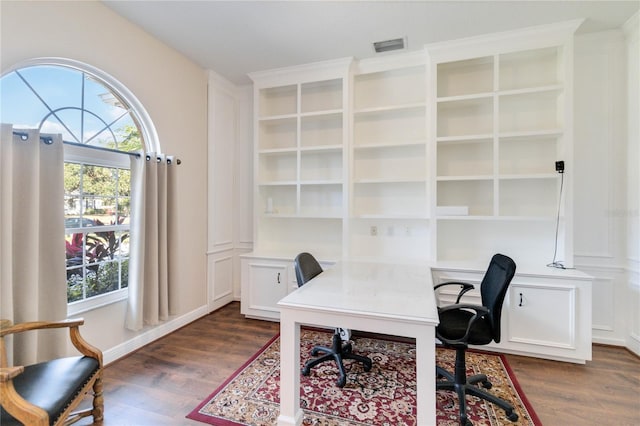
[479, 253, 516, 343]
[294, 252, 323, 287]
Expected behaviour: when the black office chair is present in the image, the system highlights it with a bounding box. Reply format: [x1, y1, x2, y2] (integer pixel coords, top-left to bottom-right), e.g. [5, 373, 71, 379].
[434, 253, 518, 426]
[294, 252, 372, 387]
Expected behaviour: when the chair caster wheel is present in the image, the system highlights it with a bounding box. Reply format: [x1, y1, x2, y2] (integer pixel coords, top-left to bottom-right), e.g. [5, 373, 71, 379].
[337, 376, 346, 388]
[481, 380, 492, 389]
[363, 361, 372, 372]
[506, 411, 519, 422]
[301, 366, 310, 376]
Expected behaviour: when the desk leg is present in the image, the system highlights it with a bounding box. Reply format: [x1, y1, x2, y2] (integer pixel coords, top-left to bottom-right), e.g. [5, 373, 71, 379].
[277, 310, 303, 426]
[415, 326, 436, 426]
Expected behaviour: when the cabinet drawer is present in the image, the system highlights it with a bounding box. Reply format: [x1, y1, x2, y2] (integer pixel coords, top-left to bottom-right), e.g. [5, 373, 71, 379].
[507, 283, 576, 349]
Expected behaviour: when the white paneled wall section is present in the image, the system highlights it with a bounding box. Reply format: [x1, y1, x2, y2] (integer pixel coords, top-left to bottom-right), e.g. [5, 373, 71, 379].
[623, 12, 640, 355]
[208, 70, 240, 310]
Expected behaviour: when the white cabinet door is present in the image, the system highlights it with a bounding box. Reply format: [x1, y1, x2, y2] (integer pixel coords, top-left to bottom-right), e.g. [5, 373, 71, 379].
[241, 259, 289, 320]
[506, 283, 576, 349]
[431, 266, 592, 363]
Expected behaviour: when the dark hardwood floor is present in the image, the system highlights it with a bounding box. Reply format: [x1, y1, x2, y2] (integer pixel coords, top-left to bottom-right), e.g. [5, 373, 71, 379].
[78, 302, 639, 425]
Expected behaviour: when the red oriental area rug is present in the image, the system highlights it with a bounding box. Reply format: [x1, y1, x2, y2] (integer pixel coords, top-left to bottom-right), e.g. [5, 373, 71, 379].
[187, 329, 540, 426]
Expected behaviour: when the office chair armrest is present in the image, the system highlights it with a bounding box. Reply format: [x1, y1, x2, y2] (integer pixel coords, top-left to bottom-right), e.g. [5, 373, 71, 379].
[438, 304, 490, 344]
[433, 281, 475, 304]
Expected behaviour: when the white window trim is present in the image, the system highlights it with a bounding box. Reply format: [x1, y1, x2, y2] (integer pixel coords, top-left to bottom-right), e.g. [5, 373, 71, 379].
[64, 143, 132, 168]
[67, 288, 128, 316]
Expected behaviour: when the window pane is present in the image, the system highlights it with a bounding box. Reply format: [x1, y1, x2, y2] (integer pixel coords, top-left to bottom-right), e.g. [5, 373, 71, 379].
[0, 72, 49, 128]
[67, 272, 84, 303]
[17, 66, 82, 114]
[64, 163, 81, 194]
[65, 232, 84, 267]
[49, 108, 81, 142]
[121, 259, 129, 289]
[118, 168, 131, 196]
[87, 261, 120, 298]
[82, 165, 117, 196]
[115, 118, 143, 151]
[116, 231, 130, 258]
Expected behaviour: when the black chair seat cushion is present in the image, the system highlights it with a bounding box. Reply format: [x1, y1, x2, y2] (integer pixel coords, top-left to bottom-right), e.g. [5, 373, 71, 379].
[0, 356, 99, 426]
[437, 309, 494, 346]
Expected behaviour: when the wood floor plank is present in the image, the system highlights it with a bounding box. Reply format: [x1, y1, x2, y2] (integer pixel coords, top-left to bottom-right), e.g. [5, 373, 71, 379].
[75, 302, 639, 425]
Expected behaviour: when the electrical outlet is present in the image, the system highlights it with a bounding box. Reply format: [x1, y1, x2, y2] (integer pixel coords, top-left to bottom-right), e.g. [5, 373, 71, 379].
[555, 160, 565, 173]
[370, 225, 378, 236]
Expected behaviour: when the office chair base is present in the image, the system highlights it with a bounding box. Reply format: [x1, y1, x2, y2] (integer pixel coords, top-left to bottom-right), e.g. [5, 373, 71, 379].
[301, 331, 372, 388]
[436, 349, 518, 425]
[436, 380, 518, 424]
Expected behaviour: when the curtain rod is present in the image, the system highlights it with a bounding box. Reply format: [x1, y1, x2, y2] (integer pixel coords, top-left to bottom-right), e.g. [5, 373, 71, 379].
[12, 131, 181, 165]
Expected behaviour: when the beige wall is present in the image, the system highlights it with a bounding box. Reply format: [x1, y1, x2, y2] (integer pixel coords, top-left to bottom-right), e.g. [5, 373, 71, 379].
[1, 0, 209, 359]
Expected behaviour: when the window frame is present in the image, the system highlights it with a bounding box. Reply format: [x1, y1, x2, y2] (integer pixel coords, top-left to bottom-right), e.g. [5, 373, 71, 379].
[65, 144, 132, 316]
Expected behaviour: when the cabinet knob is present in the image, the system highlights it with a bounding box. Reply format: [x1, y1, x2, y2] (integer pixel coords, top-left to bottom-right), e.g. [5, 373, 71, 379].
[519, 292, 523, 307]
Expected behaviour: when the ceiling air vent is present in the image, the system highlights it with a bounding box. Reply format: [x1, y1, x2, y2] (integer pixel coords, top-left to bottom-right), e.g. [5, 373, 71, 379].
[373, 37, 406, 53]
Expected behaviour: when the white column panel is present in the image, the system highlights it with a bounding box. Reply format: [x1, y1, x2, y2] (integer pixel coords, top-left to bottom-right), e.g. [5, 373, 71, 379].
[208, 71, 240, 311]
[573, 32, 626, 260]
[624, 12, 640, 356]
[573, 31, 629, 346]
[208, 71, 237, 249]
[237, 86, 255, 246]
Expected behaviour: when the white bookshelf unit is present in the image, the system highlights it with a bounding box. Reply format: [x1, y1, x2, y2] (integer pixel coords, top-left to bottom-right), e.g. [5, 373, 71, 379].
[350, 55, 430, 260]
[250, 60, 350, 264]
[428, 21, 581, 268]
[241, 21, 592, 362]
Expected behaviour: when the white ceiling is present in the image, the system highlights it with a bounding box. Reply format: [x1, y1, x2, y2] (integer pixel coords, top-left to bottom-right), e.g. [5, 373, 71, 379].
[103, 1, 639, 85]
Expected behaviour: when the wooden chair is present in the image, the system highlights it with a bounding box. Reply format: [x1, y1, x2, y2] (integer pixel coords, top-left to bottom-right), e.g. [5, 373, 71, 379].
[0, 318, 103, 425]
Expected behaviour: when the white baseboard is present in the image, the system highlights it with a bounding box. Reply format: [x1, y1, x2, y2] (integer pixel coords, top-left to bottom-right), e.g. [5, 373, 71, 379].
[628, 332, 640, 356]
[103, 305, 209, 365]
[592, 335, 627, 347]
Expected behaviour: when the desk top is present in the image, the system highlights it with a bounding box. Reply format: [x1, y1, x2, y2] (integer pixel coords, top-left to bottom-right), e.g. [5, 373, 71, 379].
[278, 260, 439, 325]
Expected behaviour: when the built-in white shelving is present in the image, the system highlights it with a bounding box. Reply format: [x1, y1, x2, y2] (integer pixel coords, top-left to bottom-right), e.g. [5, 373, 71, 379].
[241, 21, 592, 364]
[249, 60, 351, 259]
[429, 34, 577, 265]
[349, 59, 429, 260]
[249, 26, 578, 265]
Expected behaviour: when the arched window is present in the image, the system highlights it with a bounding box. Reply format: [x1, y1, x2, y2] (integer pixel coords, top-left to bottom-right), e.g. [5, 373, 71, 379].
[0, 58, 158, 313]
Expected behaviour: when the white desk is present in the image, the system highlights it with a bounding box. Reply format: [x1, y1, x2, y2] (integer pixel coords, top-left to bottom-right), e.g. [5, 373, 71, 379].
[277, 260, 440, 426]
